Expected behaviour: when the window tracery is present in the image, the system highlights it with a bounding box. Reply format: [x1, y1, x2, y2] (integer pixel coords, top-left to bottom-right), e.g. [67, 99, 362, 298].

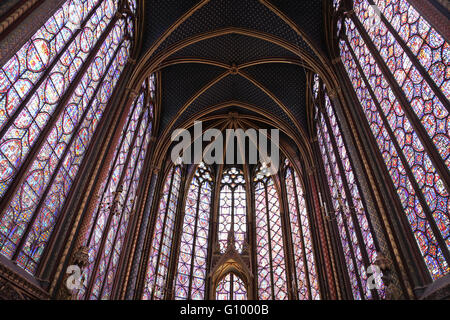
[254, 163, 288, 300]
[218, 167, 247, 254]
[77, 74, 154, 300]
[336, 0, 450, 280]
[174, 163, 213, 300]
[142, 165, 182, 300]
[0, 0, 136, 274]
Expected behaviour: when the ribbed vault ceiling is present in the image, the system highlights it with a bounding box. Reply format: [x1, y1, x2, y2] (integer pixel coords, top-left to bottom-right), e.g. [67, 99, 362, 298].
[139, 0, 328, 138]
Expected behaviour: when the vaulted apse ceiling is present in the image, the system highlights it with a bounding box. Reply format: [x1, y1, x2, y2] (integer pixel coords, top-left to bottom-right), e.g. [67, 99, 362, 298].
[139, 0, 329, 137]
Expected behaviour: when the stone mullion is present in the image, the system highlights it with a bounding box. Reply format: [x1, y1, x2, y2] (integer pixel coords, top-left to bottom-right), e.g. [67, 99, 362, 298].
[300, 94, 341, 301]
[187, 180, 203, 299]
[333, 37, 428, 294]
[365, 0, 449, 108]
[344, 34, 450, 264]
[109, 137, 149, 300]
[242, 165, 252, 299]
[96, 196, 128, 298]
[266, 172, 292, 300]
[148, 167, 176, 300]
[167, 167, 196, 300]
[260, 181, 275, 299]
[165, 166, 187, 300]
[10, 35, 126, 264]
[119, 136, 157, 299]
[205, 164, 222, 300]
[35, 64, 134, 288]
[83, 92, 139, 248]
[84, 103, 146, 299]
[114, 88, 155, 300]
[317, 92, 364, 299]
[326, 93, 382, 251]
[320, 103, 378, 299]
[278, 167, 299, 300]
[134, 167, 165, 299]
[315, 82, 351, 299]
[350, 14, 450, 191]
[138, 166, 171, 299]
[48, 68, 138, 298]
[69, 85, 139, 264]
[290, 170, 313, 299]
[0, 0, 106, 141]
[296, 173, 315, 299]
[230, 274, 234, 299]
[267, 176, 291, 300]
[247, 170, 258, 300]
[231, 185, 235, 241]
[100, 112, 150, 299]
[317, 115, 366, 299]
[300, 169, 327, 299]
[84, 94, 139, 248]
[332, 90, 412, 297]
[203, 176, 216, 300]
[312, 139, 352, 299]
[0, 14, 120, 218]
[122, 165, 157, 300]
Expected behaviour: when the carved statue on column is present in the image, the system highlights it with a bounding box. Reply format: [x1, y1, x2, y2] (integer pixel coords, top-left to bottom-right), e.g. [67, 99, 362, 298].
[374, 251, 403, 300]
[56, 246, 90, 300]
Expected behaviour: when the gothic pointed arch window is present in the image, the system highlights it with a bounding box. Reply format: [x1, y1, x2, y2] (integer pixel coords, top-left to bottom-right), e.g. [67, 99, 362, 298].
[0, 0, 136, 274]
[174, 163, 213, 300]
[215, 273, 247, 300]
[137, 148, 326, 300]
[335, 0, 450, 280]
[76, 74, 155, 300]
[218, 167, 247, 253]
[142, 165, 182, 300]
[284, 159, 320, 300]
[314, 75, 384, 299]
[254, 163, 288, 300]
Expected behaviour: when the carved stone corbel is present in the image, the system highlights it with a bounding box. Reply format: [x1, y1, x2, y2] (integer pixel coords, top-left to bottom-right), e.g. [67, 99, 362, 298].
[56, 246, 90, 300]
[374, 251, 403, 300]
[72, 246, 89, 269]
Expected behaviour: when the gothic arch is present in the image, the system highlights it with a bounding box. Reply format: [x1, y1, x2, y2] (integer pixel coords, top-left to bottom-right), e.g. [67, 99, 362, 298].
[0, 0, 448, 301]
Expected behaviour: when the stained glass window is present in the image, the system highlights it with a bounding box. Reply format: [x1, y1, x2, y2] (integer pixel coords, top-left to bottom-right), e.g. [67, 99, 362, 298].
[314, 75, 385, 299]
[254, 163, 288, 300]
[313, 73, 320, 99]
[354, 0, 449, 167]
[284, 160, 320, 300]
[215, 273, 247, 300]
[0, 0, 135, 274]
[142, 165, 182, 300]
[370, 0, 449, 100]
[337, 0, 450, 280]
[218, 167, 247, 253]
[76, 75, 154, 300]
[174, 163, 212, 300]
